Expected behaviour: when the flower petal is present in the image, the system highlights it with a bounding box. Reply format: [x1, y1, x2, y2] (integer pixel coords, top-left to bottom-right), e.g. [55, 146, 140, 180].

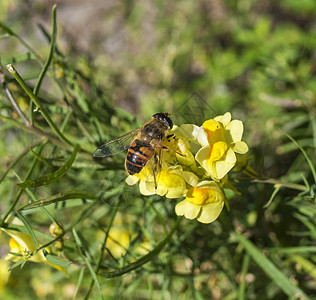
[156, 185, 168, 197]
[225, 147, 237, 164]
[125, 175, 139, 186]
[170, 124, 202, 155]
[214, 112, 231, 126]
[226, 120, 244, 142]
[165, 187, 186, 198]
[209, 141, 228, 162]
[176, 124, 201, 141]
[139, 180, 155, 196]
[158, 170, 185, 189]
[175, 200, 189, 216]
[195, 146, 211, 170]
[214, 149, 236, 179]
[231, 141, 249, 154]
[197, 127, 209, 147]
[197, 202, 224, 224]
[175, 200, 201, 219]
[184, 203, 201, 219]
[182, 171, 200, 187]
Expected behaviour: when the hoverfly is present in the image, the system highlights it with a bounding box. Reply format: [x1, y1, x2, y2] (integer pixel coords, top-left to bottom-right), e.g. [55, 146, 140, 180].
[93, 113, 174, 186]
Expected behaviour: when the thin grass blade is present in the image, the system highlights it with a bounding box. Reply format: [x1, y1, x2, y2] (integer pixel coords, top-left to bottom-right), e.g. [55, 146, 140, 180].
[234, 232, 310, 299]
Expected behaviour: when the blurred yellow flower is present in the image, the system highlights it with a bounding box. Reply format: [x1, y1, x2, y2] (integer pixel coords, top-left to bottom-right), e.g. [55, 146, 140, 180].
[0, 259, 10, 295]
[106, 227, 131, 259]
[1, 217, 68, 276]
[195, 112, 248, 179]
[104, 223, 151, 259]
[175, 181, 225, 224]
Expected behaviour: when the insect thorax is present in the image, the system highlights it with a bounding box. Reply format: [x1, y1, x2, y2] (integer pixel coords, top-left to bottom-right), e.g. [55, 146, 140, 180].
[142, 122, 168, 139]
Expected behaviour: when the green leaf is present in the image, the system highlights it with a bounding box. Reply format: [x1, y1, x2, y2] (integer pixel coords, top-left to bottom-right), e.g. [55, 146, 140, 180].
[0, 22, 17, 36]
[8, 260, 25, 271]
[18, 190, 96, 210]
[234, 232, 310, 299]
[43, 250, 72, 268]
[8, 252, 23, 258]
[289, 255, 316, 279]
[16, 211, 39, 248]
[27, 146, 47, 164]
[269, 246, 316, 254]
[74, 268, 85, 299]
[17, 144, 80, 189]
[282, 129, 316, 184]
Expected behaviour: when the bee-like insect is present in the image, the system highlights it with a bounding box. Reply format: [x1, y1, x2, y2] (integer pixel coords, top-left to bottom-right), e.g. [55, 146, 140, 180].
[93, 113, 173, 182]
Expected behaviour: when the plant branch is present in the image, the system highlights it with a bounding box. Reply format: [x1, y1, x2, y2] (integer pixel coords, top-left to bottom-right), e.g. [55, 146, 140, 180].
[5, 64, 73, 147]
[0, 65, 30, 126]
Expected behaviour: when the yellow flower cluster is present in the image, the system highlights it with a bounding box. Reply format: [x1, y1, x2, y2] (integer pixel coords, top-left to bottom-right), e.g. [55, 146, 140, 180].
[126, 112, 249, 224]
[1, 216, 68, 275]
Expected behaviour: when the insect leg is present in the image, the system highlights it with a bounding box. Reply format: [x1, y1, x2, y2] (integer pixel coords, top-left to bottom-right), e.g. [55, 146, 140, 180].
[162, 145, 185, 157]
[153, 152, 158, 189]
[166, 133, 175, 141]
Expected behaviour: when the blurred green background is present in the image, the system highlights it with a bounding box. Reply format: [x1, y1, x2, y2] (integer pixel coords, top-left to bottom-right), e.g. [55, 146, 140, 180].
[0, 0, 316, 299]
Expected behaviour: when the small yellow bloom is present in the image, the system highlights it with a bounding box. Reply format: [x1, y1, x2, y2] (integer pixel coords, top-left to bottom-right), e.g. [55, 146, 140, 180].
[195, 112, 249, 179]
[103, 216, 151, 259]
[170, 124, 203, 154]
[49, 223, 64, 254]
[0, 259, 10, 295]
[126, 161, 199, 199]
[1, 217, 68, 275]
[163, 134, 196, 167]
[106, 227, 131, 258]
[175, 181, 225, 224]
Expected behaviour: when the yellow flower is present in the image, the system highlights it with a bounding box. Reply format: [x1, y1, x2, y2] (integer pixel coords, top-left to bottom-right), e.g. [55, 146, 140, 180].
[195, 112, 249, 179]
[106, 227, 131, 259]
[105, 227, 152, 259]
[1, 217, 68, 275]
[0, 259, 10, 295]
[126, 161, 199, 199]
[166, 125, 207, 178]
[169, 124, 202, 155]
[163, 133, 196, 167]
[175, 181, 225, 224]
[102, 215, 152, 259]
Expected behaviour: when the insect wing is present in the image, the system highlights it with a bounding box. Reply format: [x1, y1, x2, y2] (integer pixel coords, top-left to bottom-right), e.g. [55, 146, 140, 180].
[93, 129, 140, 157]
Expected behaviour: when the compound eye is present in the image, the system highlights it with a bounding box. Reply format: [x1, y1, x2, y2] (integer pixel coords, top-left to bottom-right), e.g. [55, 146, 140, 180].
[152, 112, 173, 129]
[164, 116, 173, 129]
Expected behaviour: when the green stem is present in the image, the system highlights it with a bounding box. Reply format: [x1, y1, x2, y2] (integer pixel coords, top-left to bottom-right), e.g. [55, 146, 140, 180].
[31, 5, 57, 123]
[84, 205, 119, 300]
[5, 64, 73, 147]
[282, 129, 316, 184]
[0, 65, 30, 126]
[252, 178, 306, 191]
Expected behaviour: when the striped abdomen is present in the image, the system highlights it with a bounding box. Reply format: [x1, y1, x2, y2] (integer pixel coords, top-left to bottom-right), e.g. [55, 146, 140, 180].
[125, 140, 155, 175]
